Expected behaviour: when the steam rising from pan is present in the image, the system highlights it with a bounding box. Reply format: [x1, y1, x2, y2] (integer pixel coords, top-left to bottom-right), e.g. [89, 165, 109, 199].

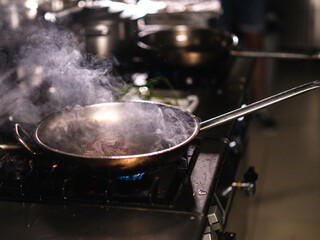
[36, 102, 198, 157]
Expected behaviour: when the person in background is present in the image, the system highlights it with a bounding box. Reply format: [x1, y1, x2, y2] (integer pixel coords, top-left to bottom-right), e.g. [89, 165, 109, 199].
[218, 0, 276, 129]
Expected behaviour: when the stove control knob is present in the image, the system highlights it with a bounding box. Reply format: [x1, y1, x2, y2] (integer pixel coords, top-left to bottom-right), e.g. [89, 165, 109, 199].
[222, 167, 258, 197]
[202, 226, 218, 240]
[207, 205, 223, 231]
[231, 181, 255, 196]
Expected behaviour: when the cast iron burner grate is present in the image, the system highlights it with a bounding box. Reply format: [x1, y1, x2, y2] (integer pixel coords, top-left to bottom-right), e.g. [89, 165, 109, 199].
[0, 141, 199, 208]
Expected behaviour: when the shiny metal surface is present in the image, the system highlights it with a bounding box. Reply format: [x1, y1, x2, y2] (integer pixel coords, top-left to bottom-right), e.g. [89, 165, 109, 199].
[200, 80, 320, 131]
[31, 101, 199, 174]
[230, 50, 320, 60]
[72, 8, 139, 59]
[14, 80, 319, 174]
[138, 26, 238, 67]
[138, 26, 320, 67]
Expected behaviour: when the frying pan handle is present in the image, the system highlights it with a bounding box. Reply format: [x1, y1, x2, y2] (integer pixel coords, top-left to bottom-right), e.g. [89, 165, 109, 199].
[200, 80, 320, 131]
[44, 7, 83, 22]
[14, 123, 37, 155]
[230, 50, 320, 60]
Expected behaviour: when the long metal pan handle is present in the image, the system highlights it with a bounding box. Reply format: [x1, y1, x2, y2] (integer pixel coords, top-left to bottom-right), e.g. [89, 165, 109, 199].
[230, 50, 320, 60]
[44, 7, 83, 22]
[14, 123, 37, 155]
[200, 80, 320, 131]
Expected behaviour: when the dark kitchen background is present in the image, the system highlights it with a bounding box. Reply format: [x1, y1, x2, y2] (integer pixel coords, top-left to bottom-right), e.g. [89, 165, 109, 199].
[0, 0, 319, 240]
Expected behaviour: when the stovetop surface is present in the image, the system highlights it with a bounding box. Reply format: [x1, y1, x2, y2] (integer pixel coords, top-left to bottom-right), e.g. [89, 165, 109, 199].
[0, 140, 200, 208]
[0, 137, 226, 240]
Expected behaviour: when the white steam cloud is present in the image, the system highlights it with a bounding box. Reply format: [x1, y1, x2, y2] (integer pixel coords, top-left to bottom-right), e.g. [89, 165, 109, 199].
[0, 19, 124, 126]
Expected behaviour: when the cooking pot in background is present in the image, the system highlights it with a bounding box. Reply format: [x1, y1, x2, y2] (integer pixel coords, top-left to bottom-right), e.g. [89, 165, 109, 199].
[71, 8, 139, 59]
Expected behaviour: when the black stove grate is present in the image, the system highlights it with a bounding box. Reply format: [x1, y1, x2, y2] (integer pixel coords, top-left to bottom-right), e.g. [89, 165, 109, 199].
[0, 141, 199, 208]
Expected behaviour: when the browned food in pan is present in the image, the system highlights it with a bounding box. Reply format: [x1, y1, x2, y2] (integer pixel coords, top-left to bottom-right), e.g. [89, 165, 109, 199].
[84, 131, 128, 157]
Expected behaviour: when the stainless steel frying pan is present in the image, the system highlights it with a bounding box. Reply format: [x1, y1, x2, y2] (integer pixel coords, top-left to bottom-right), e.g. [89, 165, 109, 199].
[15, 81, 320, 174]
[137, 26, 320, 67]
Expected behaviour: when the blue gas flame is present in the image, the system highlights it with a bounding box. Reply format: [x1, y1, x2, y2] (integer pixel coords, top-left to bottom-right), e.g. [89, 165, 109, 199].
[118, 172, 145, 181]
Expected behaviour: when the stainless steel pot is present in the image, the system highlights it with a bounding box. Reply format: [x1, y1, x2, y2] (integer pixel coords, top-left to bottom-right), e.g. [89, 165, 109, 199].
[137, 26, 320, 67]
[85, 18, 138, 59]
[72, 8, 138, 59]
[15, 81, 320, 175]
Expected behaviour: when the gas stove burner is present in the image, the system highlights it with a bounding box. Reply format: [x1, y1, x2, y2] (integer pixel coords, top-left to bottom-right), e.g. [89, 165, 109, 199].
[111, 172, 152, 194]
[106, 172, 156, 203]
[118, 172, 145, 181]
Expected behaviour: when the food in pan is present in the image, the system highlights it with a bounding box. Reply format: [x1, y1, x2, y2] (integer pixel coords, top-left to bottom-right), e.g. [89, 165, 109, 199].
[84, 131, 128, 157]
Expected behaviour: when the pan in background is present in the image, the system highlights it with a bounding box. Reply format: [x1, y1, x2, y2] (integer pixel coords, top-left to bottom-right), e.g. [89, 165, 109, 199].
[137, 26, 320, 68]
